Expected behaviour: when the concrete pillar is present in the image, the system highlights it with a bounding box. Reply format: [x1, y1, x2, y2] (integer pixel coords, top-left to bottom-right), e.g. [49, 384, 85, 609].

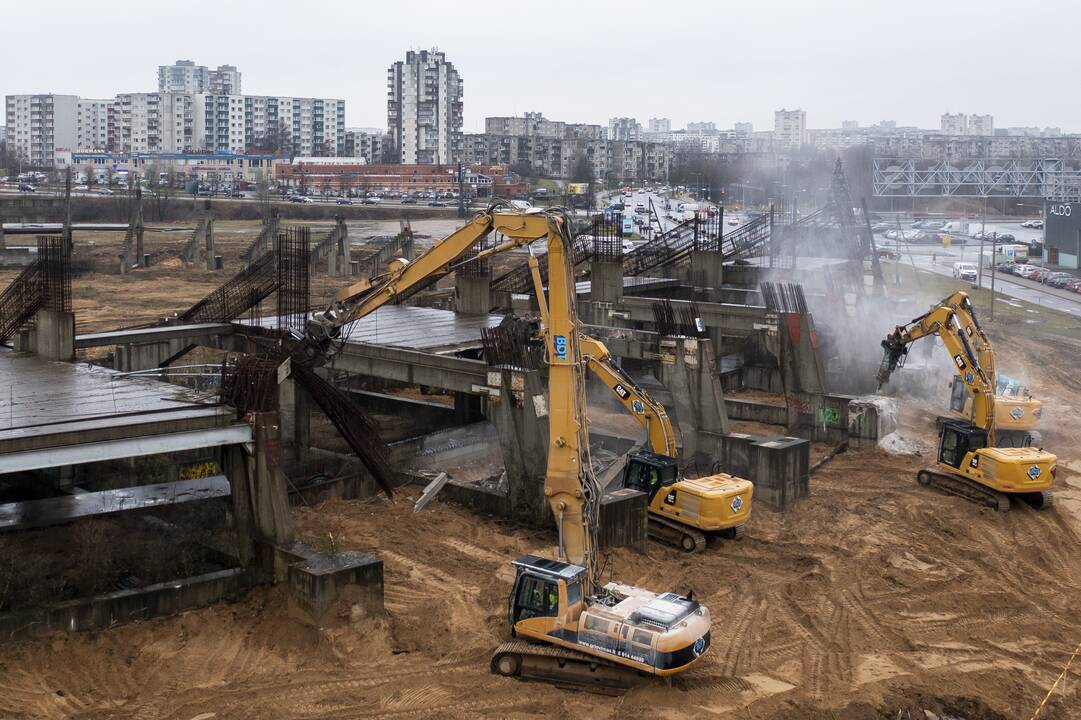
[223, 444, 255, 566]
[489, 368, 550, 526]
[455, 274, 491, 315]
[778, 312, 828, 430]
[250, 412, 295, 545]
[203, 201, 216, 271]
[277, 378, 312, 463]
[588, 259, 623, 326]
[34, 309, 74, 362]
[689, 249, 724, 295]
[658, 336, 729, 462]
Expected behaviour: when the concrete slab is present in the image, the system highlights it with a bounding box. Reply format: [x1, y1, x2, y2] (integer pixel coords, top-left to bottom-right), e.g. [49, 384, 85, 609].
[0, 475, 231, 532]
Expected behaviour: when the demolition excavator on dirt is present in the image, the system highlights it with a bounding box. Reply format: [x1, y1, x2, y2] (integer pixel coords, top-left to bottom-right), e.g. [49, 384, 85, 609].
[518, 249, 754, 552]
[303, 203, 712, 689]
[877, 291, 1056, 511]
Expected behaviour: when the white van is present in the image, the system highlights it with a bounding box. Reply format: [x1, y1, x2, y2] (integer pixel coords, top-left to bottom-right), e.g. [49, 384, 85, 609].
[953, 262, 978, 281]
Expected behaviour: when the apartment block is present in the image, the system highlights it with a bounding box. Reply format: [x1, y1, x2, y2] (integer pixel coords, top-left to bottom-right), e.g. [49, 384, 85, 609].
[388, 49, 464, 164]
[486, 112, 565, 138]
[774, 109, 806, 148]
[968, 114, 994, 136]
[648, 118, 671, 133]
[4, 94, 78, 167]
[344, 129, 390, 163]
[158, 60, 242, 95]
[77, 98, 111, 151]
[941, 112, 967, 135]
[608, 117, 641, 141]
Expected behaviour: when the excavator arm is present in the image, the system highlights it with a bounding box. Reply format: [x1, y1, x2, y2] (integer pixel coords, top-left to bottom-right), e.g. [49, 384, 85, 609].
[877, 291, 996, 442]
[579, 336, 679, 458]
[304, 204, 554, 356]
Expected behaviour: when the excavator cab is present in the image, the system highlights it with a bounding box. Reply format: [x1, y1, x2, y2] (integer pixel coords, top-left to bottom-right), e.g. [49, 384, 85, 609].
[938, 420, 987, 469]
[622, 450, 680, 502]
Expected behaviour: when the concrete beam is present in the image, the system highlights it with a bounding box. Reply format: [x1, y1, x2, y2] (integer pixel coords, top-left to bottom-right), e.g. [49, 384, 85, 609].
[616, 296, 773, 335]
[333, 342, 489, 395]
[1, 424, 253, 474]
[75, 323, 234, 349]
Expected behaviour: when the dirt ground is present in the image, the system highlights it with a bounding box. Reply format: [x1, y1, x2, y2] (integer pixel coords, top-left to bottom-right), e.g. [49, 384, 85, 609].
[2, 229, 1081, 717]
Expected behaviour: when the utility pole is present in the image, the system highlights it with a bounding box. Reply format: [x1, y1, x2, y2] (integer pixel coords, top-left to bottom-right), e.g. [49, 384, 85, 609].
[990, 231, 997, 320]
[457, 161, 465, 219]
[978, 197, 987, 287]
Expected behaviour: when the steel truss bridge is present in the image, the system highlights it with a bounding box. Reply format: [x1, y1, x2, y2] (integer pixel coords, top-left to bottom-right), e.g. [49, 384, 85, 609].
[872, 158, 1081, 201]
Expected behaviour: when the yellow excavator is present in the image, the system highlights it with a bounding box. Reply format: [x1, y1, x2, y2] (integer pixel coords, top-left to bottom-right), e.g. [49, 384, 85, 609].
[577, 334, 752, 551]
[304, 204, 711, 689]
[877, 291, 1056, 511]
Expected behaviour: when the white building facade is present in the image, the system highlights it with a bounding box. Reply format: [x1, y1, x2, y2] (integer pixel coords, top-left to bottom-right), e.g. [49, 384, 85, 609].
[4, 94, 78, 167]
[773, 109, 806, 148]
[387, 49, 464, 164]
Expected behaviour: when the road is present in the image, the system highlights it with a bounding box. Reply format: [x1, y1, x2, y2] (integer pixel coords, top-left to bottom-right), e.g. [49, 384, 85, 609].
[877, 220, 1081, 316]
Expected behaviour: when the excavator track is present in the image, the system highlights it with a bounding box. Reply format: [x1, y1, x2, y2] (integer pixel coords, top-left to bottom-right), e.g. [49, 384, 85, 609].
[916, 468, 1011, 512]
[647, 516, 708, 552]
[490, 640, 642, 693]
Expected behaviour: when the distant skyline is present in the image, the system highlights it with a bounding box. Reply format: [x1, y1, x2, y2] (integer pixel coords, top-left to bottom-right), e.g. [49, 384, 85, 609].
[3, 0, 1078, 134]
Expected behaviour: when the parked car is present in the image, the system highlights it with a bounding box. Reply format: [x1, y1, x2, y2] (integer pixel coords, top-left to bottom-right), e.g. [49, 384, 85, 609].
[336, 197, 353, 205]
[1067, 278, 1081, 292]
[995, 233, 1016, 243]
[428, 201, 447, 207]
[98, 187, 115, 195]
[1027, 267, 1050, 281]
[1045, 272, 1073, 287]
[994, 261, 1016, 274]
[17, 183, 36, 192]
[290, 195, 313, 204]
[230, 190, 243, 198]
[362, 197, 380, 205]
[401, 197, 417, 204]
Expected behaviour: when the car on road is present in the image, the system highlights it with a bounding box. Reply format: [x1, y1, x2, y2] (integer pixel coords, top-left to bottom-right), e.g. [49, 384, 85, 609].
[362, 197, 380, 205]
[953, 262, 978, 281]
[428, 201, 447, 207]
[336, 197, 353, 205]
[97, 188, 115, 195]
[230, 190, 243, 198]
[1027, 267, 1050, 282]
[1021, 219, 1044, 229]
[1064, 278, 1081, 292]
[18, 183, 36, 192]
[871, 222, 892, 232]
[995, 233, 1016, 243]
[401, 197, 417, 204]
[727, 217, 740, 226]
[290, 195, 313, 203]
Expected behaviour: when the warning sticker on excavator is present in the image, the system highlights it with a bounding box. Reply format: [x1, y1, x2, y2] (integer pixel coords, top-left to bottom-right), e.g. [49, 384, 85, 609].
[554, 335, 567, 360]
[953, 354, 967, 369]
[1028, 466, 1042, 480]
[1010, 407, 1024, 420]
[632, 400, 645, 414]
[730, 496, 743, 512]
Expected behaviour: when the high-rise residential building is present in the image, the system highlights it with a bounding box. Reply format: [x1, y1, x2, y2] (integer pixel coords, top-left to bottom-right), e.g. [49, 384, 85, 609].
[608, 117, 641, 141]
[841, 120, 859, 130]
[686, 121, 717, 134]
[4, 94, 78, 167]
[968, 114, 994, 136]
[774, 108, 806, 147]
[209, 65, 241, 95]
[77, 98, 111, 151]
[648, 118, 671, 133]
[158, 60, 242, 95]
[387, 49, 464, 164]
[734, 122, 753, 136]
[941, 112, 967, 135]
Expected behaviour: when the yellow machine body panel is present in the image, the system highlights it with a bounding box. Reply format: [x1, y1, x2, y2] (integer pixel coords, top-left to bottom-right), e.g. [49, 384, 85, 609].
[946, 446, 1057, 494]
[649, 474, 754, 532]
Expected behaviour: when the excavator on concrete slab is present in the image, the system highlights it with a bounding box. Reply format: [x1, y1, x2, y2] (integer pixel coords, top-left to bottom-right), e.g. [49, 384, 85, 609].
[877, 290, 1056, 511]
[303, 203, 712, 690]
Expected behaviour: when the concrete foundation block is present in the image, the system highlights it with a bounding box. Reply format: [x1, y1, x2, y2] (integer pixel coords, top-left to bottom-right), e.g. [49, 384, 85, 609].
[748, 436, 810, 511]
[287, 551, 384, 627]
[34, 309, 75, 362]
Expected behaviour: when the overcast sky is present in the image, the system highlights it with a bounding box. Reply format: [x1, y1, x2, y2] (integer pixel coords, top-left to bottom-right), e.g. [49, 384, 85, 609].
[3, 0, 1077, 133]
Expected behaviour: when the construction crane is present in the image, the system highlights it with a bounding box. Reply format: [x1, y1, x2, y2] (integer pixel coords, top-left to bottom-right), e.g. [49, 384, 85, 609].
[302, 204, 711, 689]
[877, 291, 1056, 511]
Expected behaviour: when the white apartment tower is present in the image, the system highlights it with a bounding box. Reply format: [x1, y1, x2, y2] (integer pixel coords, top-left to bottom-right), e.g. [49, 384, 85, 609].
[158, 60, 242, 95]
[387, 49, 463, 164]
[4, 94, 78, 167]
[941, 112, 967, 135]
[968, 114, 994, 136]
[774, 109, 806, 147]
[648, 118, 671, 133]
